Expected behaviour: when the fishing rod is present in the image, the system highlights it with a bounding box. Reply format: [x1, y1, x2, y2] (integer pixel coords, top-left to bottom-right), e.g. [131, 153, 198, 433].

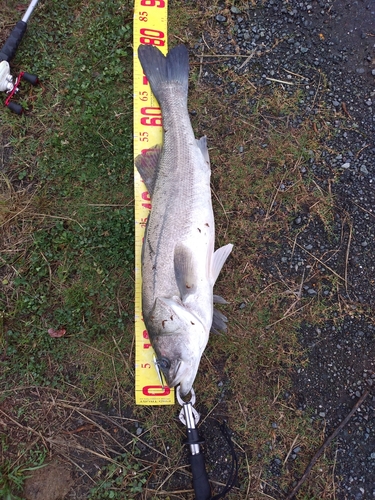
[0, 0, 40, 62]
[0, 0, 40, 113]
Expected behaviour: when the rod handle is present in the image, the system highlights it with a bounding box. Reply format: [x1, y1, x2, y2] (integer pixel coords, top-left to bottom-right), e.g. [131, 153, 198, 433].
[0, 21, 27, 62]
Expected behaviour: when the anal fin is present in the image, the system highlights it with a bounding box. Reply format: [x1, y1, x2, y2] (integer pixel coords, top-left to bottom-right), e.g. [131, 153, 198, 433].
[196, 136, 210, 168]
[212, 243, 233, 284]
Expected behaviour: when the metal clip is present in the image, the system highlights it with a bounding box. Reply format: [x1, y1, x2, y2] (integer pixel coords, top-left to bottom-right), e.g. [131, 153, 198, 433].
[153, 354, 165, 388]
[177, 386, 200, 427]
[177, 386, 204, 456]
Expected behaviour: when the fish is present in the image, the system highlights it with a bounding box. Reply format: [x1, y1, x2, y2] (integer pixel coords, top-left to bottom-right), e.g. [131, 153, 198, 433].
[135, 44, 233, 396]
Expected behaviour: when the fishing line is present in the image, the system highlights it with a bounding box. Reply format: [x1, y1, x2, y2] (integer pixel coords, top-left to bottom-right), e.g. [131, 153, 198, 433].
[211, 421, 239, 499]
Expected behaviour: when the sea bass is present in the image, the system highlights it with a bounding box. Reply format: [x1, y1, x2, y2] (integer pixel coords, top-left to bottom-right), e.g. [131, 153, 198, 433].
[135, 44, 233, 396]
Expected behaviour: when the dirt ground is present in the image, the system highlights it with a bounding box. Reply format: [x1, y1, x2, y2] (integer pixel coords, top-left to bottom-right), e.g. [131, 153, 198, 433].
[238, 0, 375, 498]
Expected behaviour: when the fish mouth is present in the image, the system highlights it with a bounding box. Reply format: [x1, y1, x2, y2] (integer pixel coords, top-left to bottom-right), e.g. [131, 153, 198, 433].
[155, 349, 196, 393]
[178, 378, 194, 397]
[163, 359, 196, 397]
[162, 359, 182, 387]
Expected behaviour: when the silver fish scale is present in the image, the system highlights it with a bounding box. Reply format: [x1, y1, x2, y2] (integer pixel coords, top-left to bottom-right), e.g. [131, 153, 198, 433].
[141, 88, 214, 325]
[136, 44, 232, 396]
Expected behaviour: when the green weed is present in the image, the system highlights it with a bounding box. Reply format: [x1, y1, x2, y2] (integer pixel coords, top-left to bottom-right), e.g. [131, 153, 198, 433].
[1, 0, 134, 392]
[0, 445, 46, 500]
[88, 452, 148, 499]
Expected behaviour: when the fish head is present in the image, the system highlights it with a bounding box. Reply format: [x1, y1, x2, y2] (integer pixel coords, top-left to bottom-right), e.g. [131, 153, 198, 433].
[147, 296, 209, 396]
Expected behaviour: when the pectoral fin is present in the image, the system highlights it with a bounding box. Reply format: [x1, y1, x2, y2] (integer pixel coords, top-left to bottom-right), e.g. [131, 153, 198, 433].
[174, 244, 197, 301]
[134, 145, 161, 197]
[212, 244, 233, 284]
[148, 297, 184, 336]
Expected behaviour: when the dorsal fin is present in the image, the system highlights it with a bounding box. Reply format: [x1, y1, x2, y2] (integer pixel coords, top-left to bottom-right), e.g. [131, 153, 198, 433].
[134, 145, 161, 197]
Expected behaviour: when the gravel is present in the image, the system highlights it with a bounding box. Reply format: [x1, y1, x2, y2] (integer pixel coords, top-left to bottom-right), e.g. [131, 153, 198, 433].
[200, 0, 375, 497]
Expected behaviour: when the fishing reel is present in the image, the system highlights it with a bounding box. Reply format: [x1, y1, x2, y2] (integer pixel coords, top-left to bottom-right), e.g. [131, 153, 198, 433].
[0, 60, 38, 114]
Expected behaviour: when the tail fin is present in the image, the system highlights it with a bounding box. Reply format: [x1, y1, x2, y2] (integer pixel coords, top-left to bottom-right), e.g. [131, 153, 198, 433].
[138, 44, 189, 105]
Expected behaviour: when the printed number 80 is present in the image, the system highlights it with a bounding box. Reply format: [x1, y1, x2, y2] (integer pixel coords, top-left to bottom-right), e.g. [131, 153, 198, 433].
[140, 28, 165, 47]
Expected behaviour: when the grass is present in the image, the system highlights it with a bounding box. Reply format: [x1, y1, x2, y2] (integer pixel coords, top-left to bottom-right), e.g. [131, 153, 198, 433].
[1, 0, 134, 392]
[0, 0, 349, 498]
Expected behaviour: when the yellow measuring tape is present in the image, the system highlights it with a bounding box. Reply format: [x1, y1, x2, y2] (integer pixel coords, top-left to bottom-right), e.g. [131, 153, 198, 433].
[133, 0, 174, 405]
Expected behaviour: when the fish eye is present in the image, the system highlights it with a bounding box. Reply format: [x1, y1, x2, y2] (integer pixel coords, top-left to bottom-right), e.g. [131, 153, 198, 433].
[156, 357, 171, 371]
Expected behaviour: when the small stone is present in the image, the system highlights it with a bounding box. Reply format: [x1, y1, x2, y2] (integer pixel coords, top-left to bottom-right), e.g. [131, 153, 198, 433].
[216, 14, 227, 22]
[136, 427, 143, 435]
[372, 69, 375, 76]
[307, 289, 317, 295]
[341, 162, 351, 169]
[360, 165, 369, 175]
[365, 99, 372, 106]
[230, 6, 241, 14]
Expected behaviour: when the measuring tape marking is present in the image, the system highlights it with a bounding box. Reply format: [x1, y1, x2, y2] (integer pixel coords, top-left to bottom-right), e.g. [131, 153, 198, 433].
[133, 0, 174, 405]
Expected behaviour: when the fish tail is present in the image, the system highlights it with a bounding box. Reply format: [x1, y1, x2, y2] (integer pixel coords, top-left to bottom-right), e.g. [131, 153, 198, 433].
[137, 44, 189, 105]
